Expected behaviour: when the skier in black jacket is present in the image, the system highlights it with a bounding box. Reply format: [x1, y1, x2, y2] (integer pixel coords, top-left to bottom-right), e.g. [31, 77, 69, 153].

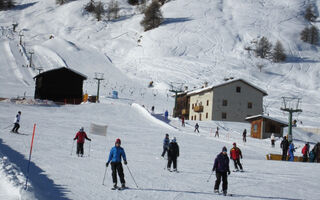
[280, 136, 289, 160]
[212, 146, 230, 196]
[167, 137, 179, 171]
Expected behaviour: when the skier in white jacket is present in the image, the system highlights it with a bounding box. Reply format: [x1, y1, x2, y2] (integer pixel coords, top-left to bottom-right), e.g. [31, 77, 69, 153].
[11, 111, 21, 133]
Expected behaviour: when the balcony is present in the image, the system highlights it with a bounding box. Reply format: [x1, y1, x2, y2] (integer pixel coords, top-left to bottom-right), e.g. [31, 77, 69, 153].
[193, 105, 203, 112]
[182, 109, 189, 115]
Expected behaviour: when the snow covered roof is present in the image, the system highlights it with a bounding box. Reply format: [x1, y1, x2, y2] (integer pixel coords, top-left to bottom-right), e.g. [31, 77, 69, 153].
[245, 115, 288, 126]
[187, 79, 268, 96]
[33, 67, 87, 80]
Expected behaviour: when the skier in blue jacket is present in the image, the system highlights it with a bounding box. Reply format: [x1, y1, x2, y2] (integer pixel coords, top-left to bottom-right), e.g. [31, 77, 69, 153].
[288, 142, 295, 161]
[106, 138, 127, 189]
[161, 133, 170, 158]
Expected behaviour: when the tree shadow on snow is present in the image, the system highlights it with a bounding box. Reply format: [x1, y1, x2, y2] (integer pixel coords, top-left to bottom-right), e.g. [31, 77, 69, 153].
[161, 17, 193, 26]
[0, 138, 70, 200]
[285, 56, 319, 64]
[13, 2, 38, 10]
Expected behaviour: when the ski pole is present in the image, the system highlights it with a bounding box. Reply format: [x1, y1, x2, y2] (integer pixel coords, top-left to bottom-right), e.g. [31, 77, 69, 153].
[126, 165, 138, 188]
[102, 165, 108, 185]
[70, 140, 75, 156]
[206, 171, 214, 182]
[88, 141, 91, 157]
[2, 124, 12, 130]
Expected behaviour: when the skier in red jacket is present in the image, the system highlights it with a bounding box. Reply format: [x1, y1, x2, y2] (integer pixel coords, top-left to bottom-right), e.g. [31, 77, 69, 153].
[73, 127, 91, 157]
[230, 143, 243, 172]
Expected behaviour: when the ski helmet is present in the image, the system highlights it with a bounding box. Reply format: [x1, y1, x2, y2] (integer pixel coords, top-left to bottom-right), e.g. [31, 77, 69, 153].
[172, 137, 177, 143]
[80, 127, 84, 132]
[115, 138, 121, 145]
[233, 142, 236, 146]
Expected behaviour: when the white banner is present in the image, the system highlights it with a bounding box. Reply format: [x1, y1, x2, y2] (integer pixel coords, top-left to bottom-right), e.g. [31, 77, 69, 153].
[90, 123, 108, 136]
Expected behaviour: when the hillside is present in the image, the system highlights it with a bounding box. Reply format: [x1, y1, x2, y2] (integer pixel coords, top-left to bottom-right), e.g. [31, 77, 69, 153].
[1, 0, 320, 199]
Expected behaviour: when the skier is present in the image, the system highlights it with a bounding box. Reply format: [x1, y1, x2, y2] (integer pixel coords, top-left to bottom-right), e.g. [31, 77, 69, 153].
[288, 142, 295, 161]
[167, 137, 179, 172]
[242, 129, 247, 143]
[230, 143, 243, 171]
[151, 106, 155, 113]
[73, 127, 91, 157]
[11, 111, 21, 133]
[164, 110, 169, 120]
[215, 127, 219, 137]
[280, 136, 289, 161]
[309, 146, 316, 162]
[301, 142, 310, 162]
[270, 133, 275, 148]
[194, 123, 200, 133]
[313, 142, 320, 162]
[161, 133, 170, 158]
[212, 146, 230, 196]
[106, 138, 127, 189]
[181, 116, 185, 127]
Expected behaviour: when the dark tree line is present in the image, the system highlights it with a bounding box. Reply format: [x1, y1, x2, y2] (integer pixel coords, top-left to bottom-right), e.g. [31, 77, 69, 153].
[0, 0, 15, 10]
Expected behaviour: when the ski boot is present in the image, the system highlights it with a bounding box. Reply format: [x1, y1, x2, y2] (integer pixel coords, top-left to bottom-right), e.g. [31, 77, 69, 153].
[214, 189, 219, 193]
[223, 190, 227, 196]
[121, 183, 126, 189]
[112, 183, 118, 190]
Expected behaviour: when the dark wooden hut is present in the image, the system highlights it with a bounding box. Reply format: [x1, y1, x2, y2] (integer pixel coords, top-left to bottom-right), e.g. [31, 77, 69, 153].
[33, 67, 87, 104]
[245, 115, 288, 139]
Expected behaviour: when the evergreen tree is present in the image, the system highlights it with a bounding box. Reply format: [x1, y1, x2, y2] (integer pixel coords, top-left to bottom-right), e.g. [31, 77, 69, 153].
[94, 1, 104, 21]
[255, 37, 272, 59]
[128, 0, 139, 5]
[305, 5, 317, 22]
[272, 41, 286, 62]
[85, 0, 95, 13]
[300, 27, 309, 43]
[107, 0, 119, 20]
[140, 0, 163, 31]
[310, 25, 319, 45]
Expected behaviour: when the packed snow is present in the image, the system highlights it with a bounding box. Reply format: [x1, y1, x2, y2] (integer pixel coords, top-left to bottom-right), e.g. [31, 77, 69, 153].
[1, 0, 320, 199]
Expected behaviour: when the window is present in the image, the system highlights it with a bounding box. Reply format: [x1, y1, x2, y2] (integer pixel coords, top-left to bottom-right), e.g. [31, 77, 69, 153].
[222, 112, 227, 119]
[222, 100, 228, 106]
[248, 102, 252, 109]
[194, 115, 197, 120]
[207, 100, 209, 106]
[192, 104, 194, 109]
[200, 114, 202, 121]
[253, 124, 258, 132]
[206, 113, 208, 119]
[236, 86, 241, 93]
[191, 116, 193, 120]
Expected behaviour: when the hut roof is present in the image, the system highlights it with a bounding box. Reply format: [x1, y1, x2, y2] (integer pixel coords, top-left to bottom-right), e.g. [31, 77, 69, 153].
[245, 115, 288, 127]
[34, 67, 87, 80]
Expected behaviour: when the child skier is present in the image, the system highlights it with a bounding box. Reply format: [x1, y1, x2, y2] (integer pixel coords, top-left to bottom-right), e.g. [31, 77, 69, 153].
[73, 127, 91, 157]
[215, 127, 219, 137]
[212, 146, 230, 196]
[106, 138, 127, 189]
[288, 142, 295, 161]
[161, 133, 170, 158]
[230, 143, 243, 172]
[11, 111, 21, 133]
[167, 137, 179, 172]
[270, 133, 275, 148]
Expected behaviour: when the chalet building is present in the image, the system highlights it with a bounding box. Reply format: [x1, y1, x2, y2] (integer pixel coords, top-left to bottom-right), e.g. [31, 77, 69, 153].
[246, 115, 288, 139]
[187, 79, 268, 122]
[34, 67, 87, 104]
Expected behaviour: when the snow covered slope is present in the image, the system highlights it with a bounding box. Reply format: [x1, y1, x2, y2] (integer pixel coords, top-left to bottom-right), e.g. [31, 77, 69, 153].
[1, 0, 320, 199]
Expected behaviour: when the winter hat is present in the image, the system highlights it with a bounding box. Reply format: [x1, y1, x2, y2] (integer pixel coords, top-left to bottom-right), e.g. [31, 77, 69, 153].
[165, 133, 169, 137]
[233, 142, 236, 146]
[115, 138, 121, 145]
[172, 137, 177, 143]
[80, 127, 84, 132]
[222, 146, 227, 152]
[18, 111, 21, 114]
